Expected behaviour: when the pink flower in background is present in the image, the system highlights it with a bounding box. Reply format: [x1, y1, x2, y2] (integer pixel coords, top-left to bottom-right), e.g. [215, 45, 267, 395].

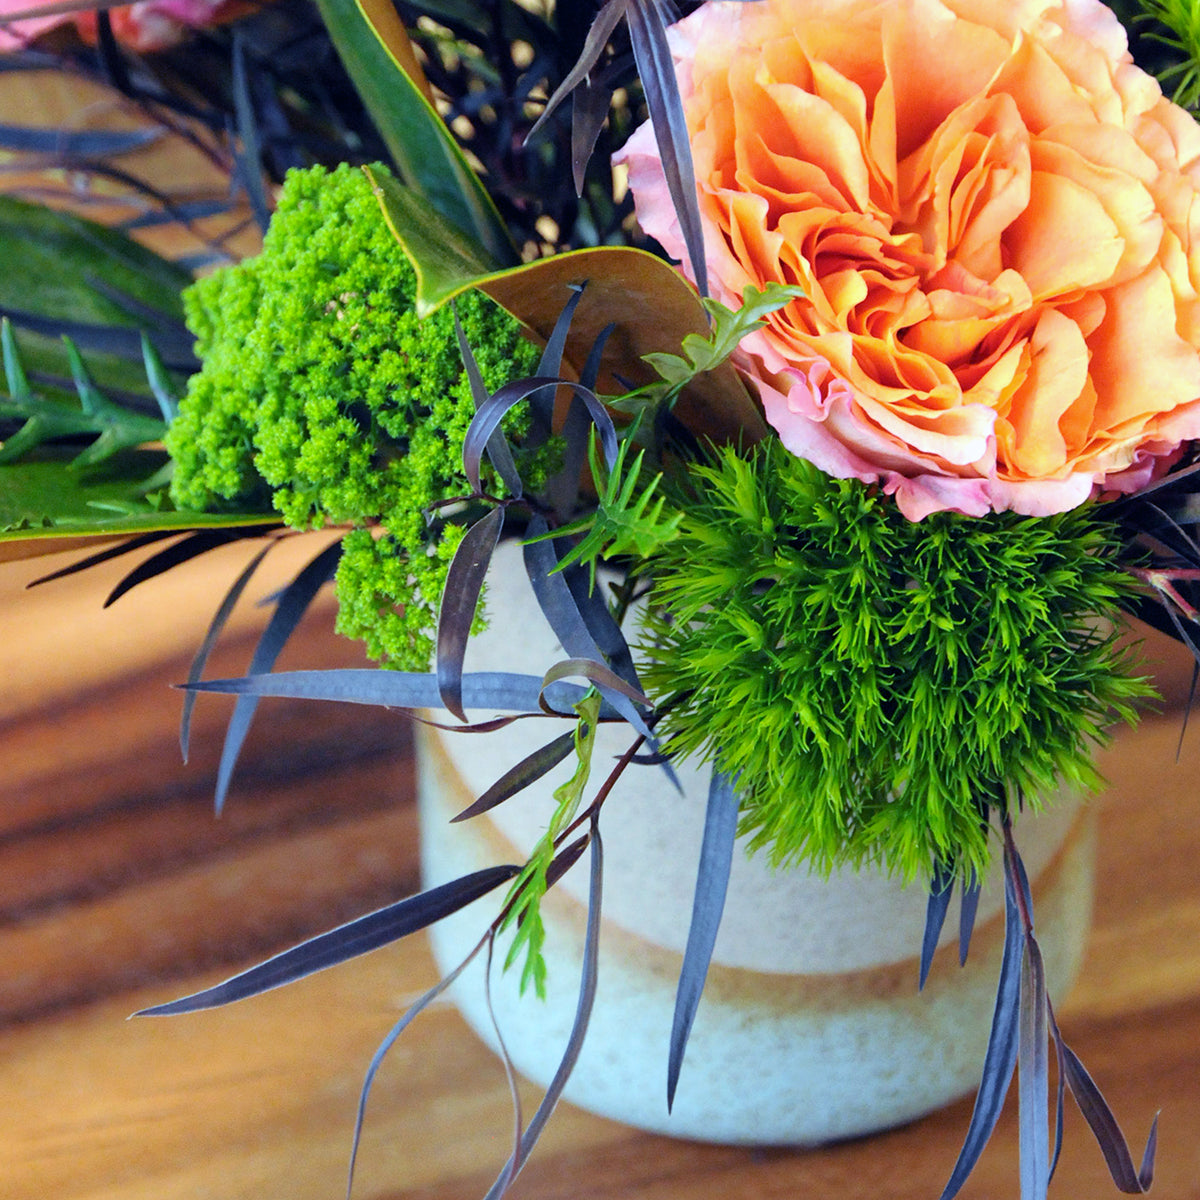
[0, 0, 251, 53]
[617, 0, 1200, 519]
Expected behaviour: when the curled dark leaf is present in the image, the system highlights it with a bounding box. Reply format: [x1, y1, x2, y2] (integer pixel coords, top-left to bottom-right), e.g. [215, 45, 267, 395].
[135, 865, 520, 1018]
[667, 767, 739, 1111]
[463, 376, 616, 495]
[437, 505, 504, 722]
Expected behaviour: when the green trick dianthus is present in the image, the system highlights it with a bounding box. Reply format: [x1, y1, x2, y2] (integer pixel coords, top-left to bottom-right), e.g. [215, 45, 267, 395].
[165, 162, 541, 669]
[639, 442, 1150, 882]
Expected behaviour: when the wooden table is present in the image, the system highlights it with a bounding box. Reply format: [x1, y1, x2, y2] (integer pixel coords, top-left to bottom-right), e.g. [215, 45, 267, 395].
[2, 545, 1198, 1200]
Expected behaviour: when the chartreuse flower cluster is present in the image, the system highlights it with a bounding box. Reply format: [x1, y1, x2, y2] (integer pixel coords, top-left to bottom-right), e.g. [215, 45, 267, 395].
[166, 162, 541, 669]
[637, 442, 1151, 882]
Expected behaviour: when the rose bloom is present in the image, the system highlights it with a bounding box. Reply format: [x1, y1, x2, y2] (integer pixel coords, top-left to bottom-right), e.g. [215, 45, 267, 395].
[617, 0, 1200, 518]
[0, 1, 251, 53]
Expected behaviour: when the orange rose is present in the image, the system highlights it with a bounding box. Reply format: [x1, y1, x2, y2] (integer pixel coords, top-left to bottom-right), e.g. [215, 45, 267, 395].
[616, 0, 1200, 517]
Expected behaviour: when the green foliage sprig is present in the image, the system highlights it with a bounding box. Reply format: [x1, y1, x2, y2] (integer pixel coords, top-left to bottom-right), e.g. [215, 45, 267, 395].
[545, 428, 682, 592]
[498, 688, 603, 998]
[165, 162, 541, 669]
[638, 443, 1151, 882]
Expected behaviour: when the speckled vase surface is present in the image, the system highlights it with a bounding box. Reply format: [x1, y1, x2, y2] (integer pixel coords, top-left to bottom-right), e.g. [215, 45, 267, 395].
[417, 544, 1096, 1145]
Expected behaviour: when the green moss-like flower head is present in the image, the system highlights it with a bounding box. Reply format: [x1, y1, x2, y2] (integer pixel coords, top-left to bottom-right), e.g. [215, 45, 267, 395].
[640, 441, 1151, 882]
[165, 162, 541, 669]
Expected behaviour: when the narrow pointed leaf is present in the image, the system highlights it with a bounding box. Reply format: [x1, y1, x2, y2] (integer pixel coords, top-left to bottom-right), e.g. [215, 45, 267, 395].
[135, 865, 519, 1017]
[920, 862, 954, 990]
[960, 869, 982, 966]
[667, 767, 739, 1110]
[140, 334, 178, 423]
[231, 27, 271, 235]
[346, 938, 487, 1200]
[627, 0, 707, 297]
[938, 866, 1024, 1200]
[482, 816, 604, 1200]
[104, 529, 264, 607]
[454, 308, 521, 498]
[452, 731, 577, 822]
[181, 542, 274, 762]
[214, 540, 343, 813]
[183, 668, 597, 717]
[438, 506, 504, 721]
[525, 0, 628, 147]
[1019, 936, 1051, 1200]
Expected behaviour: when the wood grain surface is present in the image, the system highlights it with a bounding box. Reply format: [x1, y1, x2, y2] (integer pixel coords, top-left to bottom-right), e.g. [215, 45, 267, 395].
[1, 547, 1199, 1200]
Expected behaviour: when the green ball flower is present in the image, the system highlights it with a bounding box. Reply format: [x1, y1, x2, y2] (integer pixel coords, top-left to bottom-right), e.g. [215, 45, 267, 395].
[165, 162, 541, 669]
[639, 442, 1151, 881]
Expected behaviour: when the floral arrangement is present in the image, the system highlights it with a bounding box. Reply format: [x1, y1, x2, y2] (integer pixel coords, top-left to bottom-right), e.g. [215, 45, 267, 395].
[4, 0, 1200, 1197]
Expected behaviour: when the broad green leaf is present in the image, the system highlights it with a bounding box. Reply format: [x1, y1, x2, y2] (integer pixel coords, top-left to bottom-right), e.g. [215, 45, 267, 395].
[0, 454, 276, 563]
[315, 0, 517, 268]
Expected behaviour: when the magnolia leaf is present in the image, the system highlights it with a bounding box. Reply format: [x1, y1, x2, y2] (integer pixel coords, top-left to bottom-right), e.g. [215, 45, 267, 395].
[317, 0, 516, 268]
[366, 195, 765, 444]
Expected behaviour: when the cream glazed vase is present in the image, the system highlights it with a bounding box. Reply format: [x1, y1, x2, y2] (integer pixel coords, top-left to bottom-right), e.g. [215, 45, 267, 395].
[418, 542, 1097, 1145]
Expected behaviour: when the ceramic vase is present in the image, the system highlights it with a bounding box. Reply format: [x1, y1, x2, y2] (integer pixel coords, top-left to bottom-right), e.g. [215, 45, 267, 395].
[417, 543, 1096, 1143]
